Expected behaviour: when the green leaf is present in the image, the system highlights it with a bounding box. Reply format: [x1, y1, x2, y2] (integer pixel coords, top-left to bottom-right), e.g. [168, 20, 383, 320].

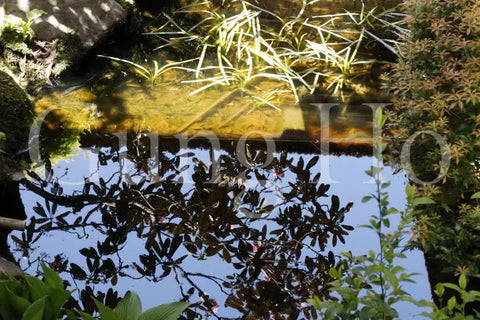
[412, 197, 436, 207]
[307, 295, 323, 310]
[25, 9, 47, 21]
[45, 288, 71, 318]
[6, 287, 31, 315]
[405, 185, 416, 204]
[447, 296, 456, 311]
[459, 275, 467, 290]
[25, 276, 48, 301]
[41, 264, 64, 290]
[361, 196, 372, 203]
[21, 297, 45, 320]
[76, 310, 96, 320]
[383, 218, 390, 228]
[114, 292, 142, 320]
[94, 299, 120, 320]
[139, 302, 189, 320]
[471, 192, 480, 199]
[434, 283, 445, 297]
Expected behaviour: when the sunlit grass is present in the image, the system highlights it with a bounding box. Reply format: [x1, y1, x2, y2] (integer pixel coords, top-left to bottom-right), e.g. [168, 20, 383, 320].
[103, 0, 407, 106]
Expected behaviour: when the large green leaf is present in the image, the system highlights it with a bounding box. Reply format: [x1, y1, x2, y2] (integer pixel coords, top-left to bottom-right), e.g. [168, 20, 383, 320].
[41, 264, 64, 291]
[139, 302, 189, 320]
[21, 297, 45, 320]
[6, 287, 31, 315]
[114, 292, 142, 320]
[44, 288, 72, 319]
[94, 299, 121, 320]
[25, 276, 48, 301]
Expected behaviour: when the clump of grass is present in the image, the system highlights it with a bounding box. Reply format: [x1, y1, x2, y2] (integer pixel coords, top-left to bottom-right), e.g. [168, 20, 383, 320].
[97, 55, 197, 86]
[102, 0, 406, 108]
[148, 0, 405, 102]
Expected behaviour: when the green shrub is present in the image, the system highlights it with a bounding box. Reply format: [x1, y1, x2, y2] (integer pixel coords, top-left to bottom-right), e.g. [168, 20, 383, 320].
[387, 0, 480, 282]
[0, 264, 189, 320]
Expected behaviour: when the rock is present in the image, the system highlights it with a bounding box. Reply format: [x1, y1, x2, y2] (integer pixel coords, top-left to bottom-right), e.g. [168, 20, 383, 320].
[5, 0, 126, 49]
[0, 71, 33, 156]
[0, 257, 24, 279]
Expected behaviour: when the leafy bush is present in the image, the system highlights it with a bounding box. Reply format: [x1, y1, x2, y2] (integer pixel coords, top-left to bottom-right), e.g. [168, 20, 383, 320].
[0, 264, 189, 320]
[387, 0, 480, 304]
[308, 142, 480, 319]
[0, 264, 72, 320]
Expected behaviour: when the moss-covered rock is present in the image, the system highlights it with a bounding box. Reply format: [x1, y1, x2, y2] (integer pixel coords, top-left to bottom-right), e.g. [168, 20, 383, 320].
[0, 71, 33, 179]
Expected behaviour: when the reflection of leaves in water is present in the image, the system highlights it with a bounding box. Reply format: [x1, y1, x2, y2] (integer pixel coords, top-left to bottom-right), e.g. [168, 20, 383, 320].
[17, 133, 354, 319]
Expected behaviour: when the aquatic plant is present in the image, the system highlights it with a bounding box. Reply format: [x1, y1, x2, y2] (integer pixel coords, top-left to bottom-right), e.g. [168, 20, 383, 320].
[146, 0, 405, 102]
[97, 55, 196, 86]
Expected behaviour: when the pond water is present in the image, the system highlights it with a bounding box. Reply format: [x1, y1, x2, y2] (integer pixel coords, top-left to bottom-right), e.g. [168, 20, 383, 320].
[1, 0, 435, 318]
[12, 135, 432, 318]
[8, 87, 432, 318]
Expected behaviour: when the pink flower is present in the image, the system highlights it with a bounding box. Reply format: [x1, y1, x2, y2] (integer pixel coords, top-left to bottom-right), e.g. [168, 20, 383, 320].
[272, 169, 285, 179]
[252, 241, 261, 253]
[206, 298, 219, 315]
[157, 217, 166, 224]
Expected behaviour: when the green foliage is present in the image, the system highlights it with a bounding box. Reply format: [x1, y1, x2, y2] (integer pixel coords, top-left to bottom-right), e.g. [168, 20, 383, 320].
[387, 0, 480, 277]
[308, 162, 418, 319]
[309, 108, 480, 318]
[0, 264, 72, 320]
[20, 9, 47, 41]
[97, 55, 196, 86]
[125, 0, 404, 103]
[309, 166, 480, 319]
[87, 293, 189, 320]
[0, 8, 46, 41]
[419, 275, 480, 319]
[0, 265, 188, 320]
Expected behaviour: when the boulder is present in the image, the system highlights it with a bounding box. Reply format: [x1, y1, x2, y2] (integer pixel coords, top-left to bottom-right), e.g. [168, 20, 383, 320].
[5, 0, 126, 49]
[0, 71, 32, 157]
[0, 258, 24, 278]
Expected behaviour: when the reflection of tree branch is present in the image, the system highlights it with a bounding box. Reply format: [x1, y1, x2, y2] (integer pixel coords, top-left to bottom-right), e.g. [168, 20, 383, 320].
[21, 179, 102, 207]
[184, 271, 230, 296]
[173, 264, 240, 320]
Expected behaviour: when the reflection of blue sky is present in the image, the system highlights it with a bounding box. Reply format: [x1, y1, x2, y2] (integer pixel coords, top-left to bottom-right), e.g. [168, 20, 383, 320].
[15, 146, 431, 319]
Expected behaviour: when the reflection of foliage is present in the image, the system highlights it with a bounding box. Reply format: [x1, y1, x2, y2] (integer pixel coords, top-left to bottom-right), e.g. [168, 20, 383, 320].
[17, 132, 354, 319]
